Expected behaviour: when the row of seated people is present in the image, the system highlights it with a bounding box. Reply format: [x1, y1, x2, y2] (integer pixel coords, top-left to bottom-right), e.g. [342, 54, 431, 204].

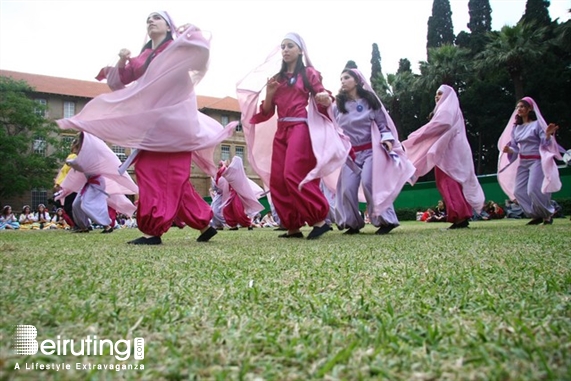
[0, 204, 70, 230]
[0, 204, 139, 231]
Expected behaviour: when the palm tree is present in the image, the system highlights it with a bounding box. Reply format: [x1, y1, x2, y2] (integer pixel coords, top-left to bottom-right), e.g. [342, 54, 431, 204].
[415, 44, 471, 93]
[476, 23, 547, 100]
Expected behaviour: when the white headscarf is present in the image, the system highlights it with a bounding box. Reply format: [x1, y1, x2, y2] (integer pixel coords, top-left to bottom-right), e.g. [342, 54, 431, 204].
[282, 32, 313, 67]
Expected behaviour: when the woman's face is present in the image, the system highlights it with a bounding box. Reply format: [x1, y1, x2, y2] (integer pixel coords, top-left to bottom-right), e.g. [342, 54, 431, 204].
[24, 207, 30, 213]
[435, 90, 444, 104]
[516, 101, 531, 118]
[147, 13, 170, 37]
[281, 39, 302, 65]
[340, 72, 358, 94]
[38, 205, 45, 211]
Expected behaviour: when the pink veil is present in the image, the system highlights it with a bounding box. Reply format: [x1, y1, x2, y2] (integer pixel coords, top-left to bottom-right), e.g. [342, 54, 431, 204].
[59, 15, 234, 177]
[497, 96, 563, 200]
[56, 133, 138, 216]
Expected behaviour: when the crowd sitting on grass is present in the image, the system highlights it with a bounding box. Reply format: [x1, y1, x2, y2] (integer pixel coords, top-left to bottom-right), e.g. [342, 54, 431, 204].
[0, 203, 139, 231]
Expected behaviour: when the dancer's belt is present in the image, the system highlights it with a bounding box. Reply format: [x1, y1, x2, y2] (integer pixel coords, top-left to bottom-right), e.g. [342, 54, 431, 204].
[353, 142, 373, 152]
[520, 154, 540, 160]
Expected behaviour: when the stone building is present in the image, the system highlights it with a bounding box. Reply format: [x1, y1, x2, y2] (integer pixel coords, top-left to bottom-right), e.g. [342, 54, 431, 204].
[0, 69, 260, 210]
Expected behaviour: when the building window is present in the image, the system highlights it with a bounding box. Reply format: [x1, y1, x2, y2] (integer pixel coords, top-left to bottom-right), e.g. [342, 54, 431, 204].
[221, 145, 230, 161]
[63, 101, 76, 118]
[33, 137, 47, 156]
[111, 145, 127, 162]
[235, 122, 243, 132]
[221, 115, 229, 126]
[34, 99, 47, 117]
[31, 189, 48, 209]
[61, 135, 75, 153]
[235, 145, 244, 159]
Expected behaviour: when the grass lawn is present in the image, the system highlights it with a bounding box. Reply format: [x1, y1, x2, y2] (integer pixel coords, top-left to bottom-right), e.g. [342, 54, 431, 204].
[1, 218, 570, 380]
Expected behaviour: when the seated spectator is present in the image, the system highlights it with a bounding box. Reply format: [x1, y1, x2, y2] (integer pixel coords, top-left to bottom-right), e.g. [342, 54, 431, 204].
[485, 201, 505, 220]
[34, 203, 55, 229]
[0, 205, 20, 230]
[420, 208, 434, 222]
[504, 199, 524, 219]
[18, 205, 35, 229]
[50, 207, 70, 229]
[261, 211, 279, 228]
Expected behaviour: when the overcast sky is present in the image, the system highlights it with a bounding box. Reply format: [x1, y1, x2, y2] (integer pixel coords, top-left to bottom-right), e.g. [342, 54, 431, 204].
[1, 0, 569, 98]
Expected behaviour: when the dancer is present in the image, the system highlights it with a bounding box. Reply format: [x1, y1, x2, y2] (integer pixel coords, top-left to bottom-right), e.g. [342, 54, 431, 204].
[235, 32, 351, 240]
[58, 11, 234, 245]
[209, 161, 228, 230]
[498, 97, 562, 225]
[402, 85, 484, 229]
[333, 68, 415, 235]
[219, 156, 265, 230]
[55, 132, 138, 233]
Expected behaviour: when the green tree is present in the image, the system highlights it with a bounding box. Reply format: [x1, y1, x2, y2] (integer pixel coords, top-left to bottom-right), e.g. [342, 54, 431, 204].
[0, 76, 64, 201]
[520, 0, 552, 27]
[468, 0, 492, 34]
[426, 0, 455, 55]
[370, 43, 390, 99]
[417, 44, 471, 91]
[466, 0, 492, 52]
[476, 23, 547, 100]
[344, 60, 358, 69]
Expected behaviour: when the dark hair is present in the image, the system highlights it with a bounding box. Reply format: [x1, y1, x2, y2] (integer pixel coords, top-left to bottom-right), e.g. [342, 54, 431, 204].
[274, 54, 315, 94]
[2, 205, 11, 217]
[514, 99, 538, 125]
[335, 69, 381, 114]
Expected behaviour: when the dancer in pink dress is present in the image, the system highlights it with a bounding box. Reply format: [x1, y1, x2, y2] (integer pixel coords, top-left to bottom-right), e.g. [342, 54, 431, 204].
[235, 32, 351, 240]
[57, 11, 234, 245]
[402, 85, 484, 229]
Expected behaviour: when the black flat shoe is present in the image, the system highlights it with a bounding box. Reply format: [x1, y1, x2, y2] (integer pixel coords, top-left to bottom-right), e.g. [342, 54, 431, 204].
[197, 226, 217, 242]
[127, 236, 162, 245]
[278, 232, 304, 238]
[343, 228, 360, 235]
[375, 224, 398, 235]
[228, 227, 239, 231]
[543, 218, 553, 225]
[101, 227, 114, 234]
[526, 218, 543, 225]
[448, 220, 469, 230]
[307, 224, 331, 240]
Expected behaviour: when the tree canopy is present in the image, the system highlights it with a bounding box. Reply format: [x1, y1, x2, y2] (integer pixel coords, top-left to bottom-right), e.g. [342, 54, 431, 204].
[0, 76, 67, 201]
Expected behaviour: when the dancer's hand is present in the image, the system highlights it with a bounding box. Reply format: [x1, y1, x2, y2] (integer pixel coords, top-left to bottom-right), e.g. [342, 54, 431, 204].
[502, 145, 513, 154]
[381, 141, 393, 152]
[315, 92, 331, 107]
[546, 123, 559, 138]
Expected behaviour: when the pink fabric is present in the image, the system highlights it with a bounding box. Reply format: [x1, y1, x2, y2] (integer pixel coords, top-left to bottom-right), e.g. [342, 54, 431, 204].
[402, 85, 484, 212]
[56, 133, 137, 216]
[270, 122, 329, 228]
[435, 167, 473, 223]
[497, 96, 563, 200]
[134, 150, 212, 237]
[348, 69, 416, 214]
[58, 25, 234, 177]
[220, 156, 264, 217]
[223, 191, 251, 228]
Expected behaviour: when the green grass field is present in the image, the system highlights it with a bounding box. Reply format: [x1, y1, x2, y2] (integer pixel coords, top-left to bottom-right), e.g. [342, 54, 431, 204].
[1, 219, 570, 381]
